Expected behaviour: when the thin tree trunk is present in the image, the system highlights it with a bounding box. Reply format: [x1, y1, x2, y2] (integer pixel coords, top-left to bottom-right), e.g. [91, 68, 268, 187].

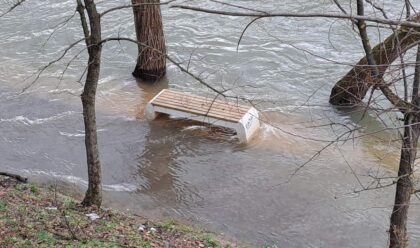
[389, 113, 420, 248]
[330, 18, 420, 106]
[389, 43, 420, 248]
[81, 85, 102, 207]
[78, 0, 103, 207]
[132, 0, 166, 81]
[350, 3, 418, 245]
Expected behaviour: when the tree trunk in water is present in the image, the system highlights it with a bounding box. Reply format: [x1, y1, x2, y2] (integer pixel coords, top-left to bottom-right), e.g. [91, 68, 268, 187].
[79, 0, 103, 207]
[329, 27, 420, 106]
[132, 0, 166, 81]
[389, 114, 420, 248]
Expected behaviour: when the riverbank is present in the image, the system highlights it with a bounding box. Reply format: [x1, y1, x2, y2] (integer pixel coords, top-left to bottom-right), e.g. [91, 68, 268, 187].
[0, 176, 236, 248]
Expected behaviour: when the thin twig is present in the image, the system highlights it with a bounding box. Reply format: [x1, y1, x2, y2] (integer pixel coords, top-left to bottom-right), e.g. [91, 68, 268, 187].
[0, 0, 26, 18]
[171, 4, 420, 29]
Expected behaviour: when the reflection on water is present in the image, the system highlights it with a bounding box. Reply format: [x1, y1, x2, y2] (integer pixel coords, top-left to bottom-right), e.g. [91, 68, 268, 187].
[2, 0, 420, 247]
[137, 113, 237, 200]
[138, 117, 185, 201]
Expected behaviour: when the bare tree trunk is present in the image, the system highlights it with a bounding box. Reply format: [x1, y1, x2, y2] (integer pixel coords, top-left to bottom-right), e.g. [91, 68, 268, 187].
[389, 113, 419, 248]
[351, 3, 419, 245]
[132, 0, 166, 81]
[77, 0, 103, 207]
[330, 22, 420, 106]
[389, 43, 420, 248]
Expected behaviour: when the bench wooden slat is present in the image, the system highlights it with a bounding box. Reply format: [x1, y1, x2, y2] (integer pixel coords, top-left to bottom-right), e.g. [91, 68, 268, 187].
[157, 93, 248, 115]
[153, 99, 244, 121]
[160, 90, 250, 112]
[153, 98, 245, 120]
[153, 90, 249, 121]
[152, 99, 241, 122]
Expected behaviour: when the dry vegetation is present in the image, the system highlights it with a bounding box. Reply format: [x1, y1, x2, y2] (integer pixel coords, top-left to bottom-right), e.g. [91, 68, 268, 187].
[0, 176, 235, 248]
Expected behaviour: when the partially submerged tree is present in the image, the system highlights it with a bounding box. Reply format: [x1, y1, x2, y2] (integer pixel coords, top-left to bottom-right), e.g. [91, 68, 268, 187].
[329, 22, 420, 106]
[132, 0, 167, 81]
[329, 10, 420, 106]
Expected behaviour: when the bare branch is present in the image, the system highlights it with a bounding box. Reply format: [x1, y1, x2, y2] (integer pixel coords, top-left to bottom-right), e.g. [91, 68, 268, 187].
[100, 37, 226, 96]
[365, 0, 388, 19]
[76, 0, 90, 47]
[236, 17, 262, 51]
[209, 0, 268, 14]
[20, 38, 85, 93]
[0, 0, 26, 18]
[171, 4, 420, 29]
[100, 0, 176, 17]
[354, 0, 409, 113]
[332, 0, 348, 15]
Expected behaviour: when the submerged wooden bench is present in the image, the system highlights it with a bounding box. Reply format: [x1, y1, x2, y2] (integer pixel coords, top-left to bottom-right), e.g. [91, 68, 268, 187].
[146, 89, 260, 143]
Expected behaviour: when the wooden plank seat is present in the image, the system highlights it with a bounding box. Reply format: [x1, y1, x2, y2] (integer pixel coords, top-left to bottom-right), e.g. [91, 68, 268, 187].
[146, 89, 260, 143]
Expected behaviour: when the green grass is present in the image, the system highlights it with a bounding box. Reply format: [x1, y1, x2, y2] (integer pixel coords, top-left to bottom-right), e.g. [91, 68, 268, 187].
[136, 239, 152, 248]
[64, 197, 78, 209]
[85, 239, 119, 248]
[203, 234, 223, 247]
[0, 177, 238, 248]
[35, 230, 57, 246]
[158, 219, 234, 248]
[0, 201, 7, 211]
[29, 184, 39, 194]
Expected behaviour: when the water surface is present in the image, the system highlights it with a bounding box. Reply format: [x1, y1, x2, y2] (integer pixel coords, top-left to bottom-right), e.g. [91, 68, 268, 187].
[1, 0, 420, 247]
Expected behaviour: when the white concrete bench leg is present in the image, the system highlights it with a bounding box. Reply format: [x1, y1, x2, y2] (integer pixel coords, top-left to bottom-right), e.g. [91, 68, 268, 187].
[145, 102, 158, 120]
[145, 90, 167, 120]
[235, 107, 260, 143]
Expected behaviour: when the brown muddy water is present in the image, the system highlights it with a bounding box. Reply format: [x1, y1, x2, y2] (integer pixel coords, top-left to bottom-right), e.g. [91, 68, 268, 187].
[2, 0, 420, 247]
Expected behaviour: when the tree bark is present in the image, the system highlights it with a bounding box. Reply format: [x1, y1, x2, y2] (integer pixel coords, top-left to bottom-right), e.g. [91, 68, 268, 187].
[329, 26, 420, 106]
[78, 0, 103, 207]
[389, 113, 420, 248]
[132, 0, 167, 81]
[388, 43, 420, 248]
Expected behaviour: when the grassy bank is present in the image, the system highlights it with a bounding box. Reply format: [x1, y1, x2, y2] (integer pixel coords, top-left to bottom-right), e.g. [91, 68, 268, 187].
[0, 176, 235, 248]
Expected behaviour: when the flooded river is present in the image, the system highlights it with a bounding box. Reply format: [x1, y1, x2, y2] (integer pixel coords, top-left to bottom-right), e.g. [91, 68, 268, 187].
[2, 0, 420, 247]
